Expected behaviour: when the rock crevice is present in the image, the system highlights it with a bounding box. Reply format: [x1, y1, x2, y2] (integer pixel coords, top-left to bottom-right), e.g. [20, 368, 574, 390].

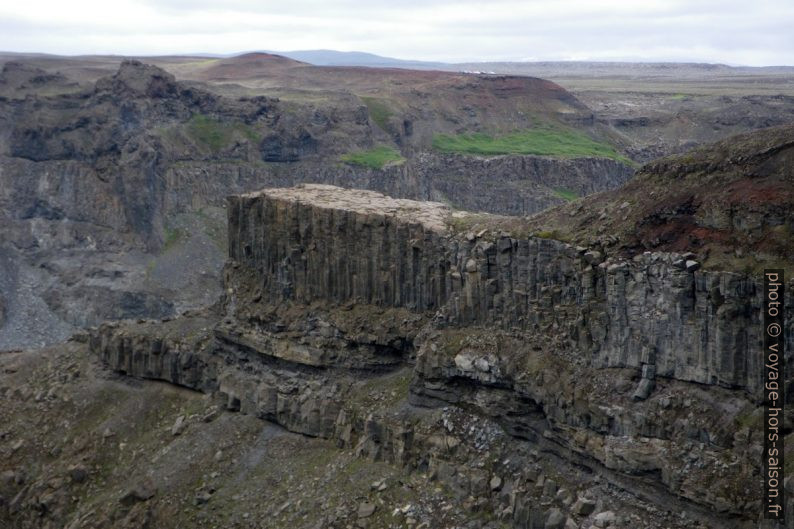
[88, 184, 778, 528]
[228, 184, 788, 396]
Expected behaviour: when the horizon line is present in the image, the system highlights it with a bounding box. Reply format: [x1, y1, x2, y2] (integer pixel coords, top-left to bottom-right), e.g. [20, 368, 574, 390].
[1, 49, 793, 69]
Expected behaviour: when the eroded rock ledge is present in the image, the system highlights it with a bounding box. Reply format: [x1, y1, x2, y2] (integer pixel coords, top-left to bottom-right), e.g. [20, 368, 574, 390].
[90, 184, 788, 529]
[228, 184, 788, 396]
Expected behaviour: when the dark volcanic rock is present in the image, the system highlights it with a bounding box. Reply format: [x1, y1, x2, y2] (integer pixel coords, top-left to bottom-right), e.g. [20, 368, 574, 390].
[0, 60, 634, 349]
[260, 128, 318, 162]
[89, 184, 769, 528]
[42, 286, 175, 328]
[0, 61, 78, 98]
[94, 59, 181, 100]
[527, 123, 794, 272]
[227, 184, 785, 395]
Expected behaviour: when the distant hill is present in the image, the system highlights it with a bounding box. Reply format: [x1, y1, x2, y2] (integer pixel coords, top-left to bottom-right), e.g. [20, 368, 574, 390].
[197, 52, 305, 80]
[268, 49, 446, 69]
[259, 50, 794, 76]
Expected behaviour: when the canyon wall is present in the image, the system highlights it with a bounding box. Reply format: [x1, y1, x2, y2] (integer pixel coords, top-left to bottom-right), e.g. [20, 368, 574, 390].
[228, 184, 790, 397]
[87, 184, 783, 527]
[165, 153, 633, 221]
[0, 60, 636, 349]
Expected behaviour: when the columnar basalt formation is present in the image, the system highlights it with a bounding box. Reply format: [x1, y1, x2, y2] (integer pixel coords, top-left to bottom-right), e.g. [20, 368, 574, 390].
[0, 59, 639, 350]
[227, 184, 787, 396]
[89, 184, 782, 528]
[228, 185, 452, 310]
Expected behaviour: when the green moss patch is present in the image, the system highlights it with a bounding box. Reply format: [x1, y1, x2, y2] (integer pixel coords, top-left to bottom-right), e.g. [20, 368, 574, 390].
[553, 188, 579, 202]
[162, 226, 185, 252]
[360, 96, 394, 132]
[534, 229, 570, 241]
[340, 145, 405, 169]
[432, 127, 628, 161]
[185, 114, 261, 152]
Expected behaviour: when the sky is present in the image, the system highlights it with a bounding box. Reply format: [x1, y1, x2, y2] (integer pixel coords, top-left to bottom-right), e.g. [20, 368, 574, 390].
[1, 0, 793, 65]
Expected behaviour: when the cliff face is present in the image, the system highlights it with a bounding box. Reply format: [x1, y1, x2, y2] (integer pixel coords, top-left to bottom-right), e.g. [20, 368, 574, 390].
[163, 153, 632, 221]
[84, 184, 784, 529]
[0, 60, 634, 349]
[400, 153, 633, 215]
[228, 184, 784, 396]
[227, 186, 451, 310]
[0, 60, 628, 254]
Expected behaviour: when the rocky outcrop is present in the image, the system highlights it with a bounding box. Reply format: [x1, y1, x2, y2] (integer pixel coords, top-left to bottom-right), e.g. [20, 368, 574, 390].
[90, 305, 420, 439]
[0, 60, 634, 349]
[410, 327, 760, 520]
[525, 123, 794, 275]
[227, 185, 451, 310]
[2, 60, 373, 246]
[0, 61, 78, 99]
[399, 153, 633, 215]
[90, 308, 757, 528]
[0, 60, 631, 247]
[84, 184, 781, 527]
[91, 316, 218, 392]
[228, 184, 788, 396]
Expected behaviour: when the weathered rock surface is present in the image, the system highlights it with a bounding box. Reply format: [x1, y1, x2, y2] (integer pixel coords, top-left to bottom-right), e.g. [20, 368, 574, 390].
[525, 122, 794, 276]
[0, 61, 78, 98]
[228, 185, 451, 311]
[228, 184, 789, 396]
[0, 61, 634, 349]
[86, 184, 779, 528]
[162, 152, 632, 218]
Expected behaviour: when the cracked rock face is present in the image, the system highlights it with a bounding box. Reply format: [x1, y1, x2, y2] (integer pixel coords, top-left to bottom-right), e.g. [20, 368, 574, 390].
[228, 184, 789, 397]
[0, 61, 635, 350]
[81, 184, 786, 528]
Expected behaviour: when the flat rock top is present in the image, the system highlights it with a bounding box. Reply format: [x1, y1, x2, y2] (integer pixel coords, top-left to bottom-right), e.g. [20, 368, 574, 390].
[244, 184, 451, 232]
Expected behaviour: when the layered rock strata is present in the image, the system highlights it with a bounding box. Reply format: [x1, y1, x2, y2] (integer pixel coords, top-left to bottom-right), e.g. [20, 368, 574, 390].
[90, 184, 784, 528]
[228, 184, 789, 396]
[1, 60, 637, 349]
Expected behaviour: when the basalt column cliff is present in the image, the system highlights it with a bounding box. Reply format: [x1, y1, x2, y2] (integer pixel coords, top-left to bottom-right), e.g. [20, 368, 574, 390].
[227, 184, 780, 396]
[81, 184, 788, 528]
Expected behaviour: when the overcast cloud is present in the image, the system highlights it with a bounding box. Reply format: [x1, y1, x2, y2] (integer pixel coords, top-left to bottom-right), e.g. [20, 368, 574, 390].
[1, 0, 793, 65]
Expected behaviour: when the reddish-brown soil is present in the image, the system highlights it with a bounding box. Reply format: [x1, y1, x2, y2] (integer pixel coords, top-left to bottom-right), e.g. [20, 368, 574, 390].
[198, 52, 306, 79]
[526, 123, 794, 275]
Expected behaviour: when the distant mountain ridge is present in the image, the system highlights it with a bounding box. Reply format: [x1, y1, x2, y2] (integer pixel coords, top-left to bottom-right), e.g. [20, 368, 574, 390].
[263, 49, 794, 74]
[3, 48, 793, 73]
[266, 49, 446, 69]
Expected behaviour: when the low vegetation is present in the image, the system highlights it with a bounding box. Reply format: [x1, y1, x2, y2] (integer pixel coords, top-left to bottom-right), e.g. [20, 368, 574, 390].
[340, 145, 405, 169]
[446, 211, 570, 242]
[553, 188, 579, 201]
[533, 229, 571, 242]
[360, 96, 394, 132]
[185, 114, 260, 152]
[432, 127, 628, 161]
[162, 226, 184, 252]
